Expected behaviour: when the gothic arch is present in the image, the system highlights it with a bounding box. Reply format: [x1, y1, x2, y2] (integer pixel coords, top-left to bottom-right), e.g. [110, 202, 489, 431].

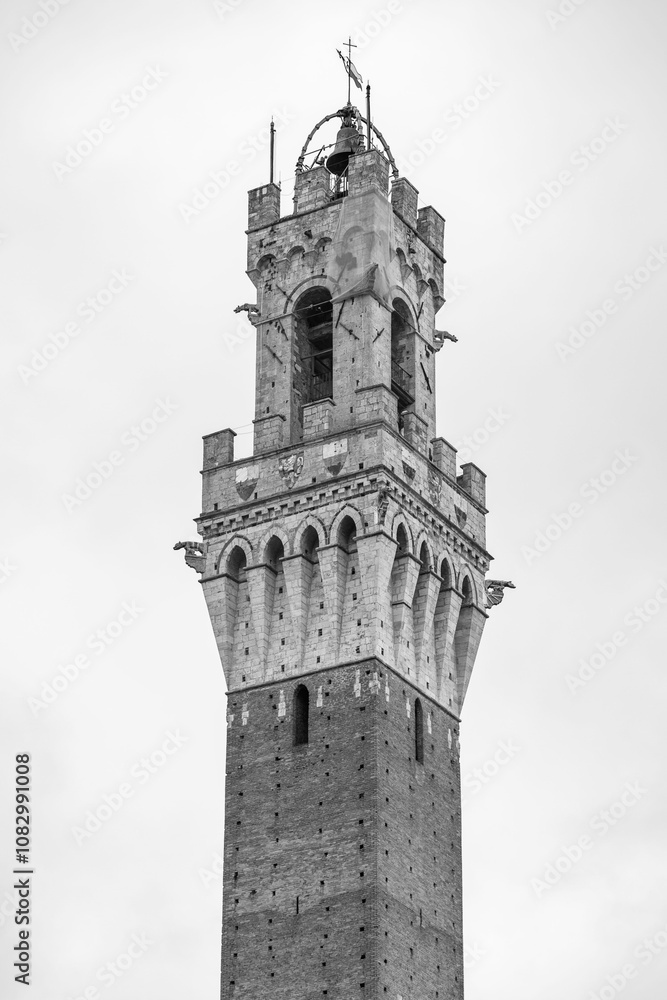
[436, 553, 454, 587]
[389, 514, 414, 555]
[264, 535, 287, 570]
[395, 248, 411, 280]
[256, 526, 290, 561]
[299, 525, 320, 558]
[288, 245, 306, 260]
[326, 508, 362, 665]
[412, 538, 436, 688]
[225, 545, 247, 581]
[315, 236, 332, 253]
[341, 224, 364, 247]
[336, 515, 358, 551]
[415, 534, 433, 571]
[292, 287, 334, 410]
[457, 567, 478, 606]
[387, 289, 419, 328]
[412, 263, 429, 299]
[216, 535, 253, 574]
[255, 252, 277, 273]
[293, 514, 328, 553]
[429, 277, 445, 312]
[329, 504, 363, 543]
[284, 274, 338, 308]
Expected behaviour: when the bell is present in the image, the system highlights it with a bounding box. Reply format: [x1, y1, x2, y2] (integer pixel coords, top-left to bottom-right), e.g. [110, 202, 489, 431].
[325, 125, 360, 176]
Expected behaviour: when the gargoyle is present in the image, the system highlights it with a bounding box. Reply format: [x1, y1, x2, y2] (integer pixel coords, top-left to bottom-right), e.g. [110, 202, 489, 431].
[485, 579, 516, 608]
[433, 329, 458, 351]
[234, 303, 260, 317]
[173, 541, 206, 574]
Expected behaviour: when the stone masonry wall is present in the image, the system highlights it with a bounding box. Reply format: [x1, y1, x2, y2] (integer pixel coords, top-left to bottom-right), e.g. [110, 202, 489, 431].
[245, 149, 445, 456]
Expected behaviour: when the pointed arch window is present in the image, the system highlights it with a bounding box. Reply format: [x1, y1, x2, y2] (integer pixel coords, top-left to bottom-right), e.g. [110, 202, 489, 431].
[294, 288, 333, 405]
[414, 698, 424, 764]
[294, 684, 309, 746]
[391, 298, 415, 417]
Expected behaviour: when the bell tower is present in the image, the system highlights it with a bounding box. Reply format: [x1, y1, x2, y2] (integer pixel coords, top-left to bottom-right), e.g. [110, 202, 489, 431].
[183, 89, 509, 1000]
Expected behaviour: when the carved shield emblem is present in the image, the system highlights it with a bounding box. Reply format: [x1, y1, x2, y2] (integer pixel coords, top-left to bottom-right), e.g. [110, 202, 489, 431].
[323, 438, 348, 477]
[236, 464, 259, 501]
[278, 452, 304, 489]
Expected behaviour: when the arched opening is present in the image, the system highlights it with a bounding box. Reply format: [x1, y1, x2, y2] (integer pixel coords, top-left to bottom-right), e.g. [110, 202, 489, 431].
[264, 536, 284, 572]
[396, 523, 408, 555]
[452, 576, 476, 707]
[413, 542, 433, 682]
[415, 698, 424, 763]
[390, 522, 414, 669]
[297, 525, 326, 672]
[337, 515, 357, 552]
[294, 287, 334, 407]
[262, 537, 286, 670]
[300, 525, 320, 560]
[391, 298, 415, 422]
[225, 545, 249, 666]
[226, 545, 247, 582]
[336, 515, 360, 662]
[433, 559, 454, 697]
[257, 253, 277, 276]
[390, 523, 409, 607]
[440, 558, 452, 588]
[294, 684, 309, 745]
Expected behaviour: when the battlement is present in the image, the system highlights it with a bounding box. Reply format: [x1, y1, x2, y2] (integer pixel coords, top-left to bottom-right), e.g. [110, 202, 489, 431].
[196, 419, 489, 712]
[199, 422, 487, 535]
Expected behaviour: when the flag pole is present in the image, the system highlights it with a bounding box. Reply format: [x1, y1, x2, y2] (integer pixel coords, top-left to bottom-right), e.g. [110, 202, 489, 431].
[366, 83, 371, 149]
[337, 39, 359, 106]
[269, 117, 275, 184]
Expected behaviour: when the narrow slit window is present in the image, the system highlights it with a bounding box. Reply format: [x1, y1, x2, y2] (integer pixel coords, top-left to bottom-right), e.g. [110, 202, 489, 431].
[294, 684, 309, 745]
[415, 698, 424, 764]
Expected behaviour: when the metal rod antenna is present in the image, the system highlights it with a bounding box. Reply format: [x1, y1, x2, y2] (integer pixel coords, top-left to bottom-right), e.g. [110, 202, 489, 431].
[366, 83, 371, 148]
[269, 117, 275, 184]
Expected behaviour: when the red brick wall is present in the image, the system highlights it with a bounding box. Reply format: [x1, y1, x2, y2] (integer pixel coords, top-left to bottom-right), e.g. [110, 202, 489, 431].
[221, 660, 462, 1000]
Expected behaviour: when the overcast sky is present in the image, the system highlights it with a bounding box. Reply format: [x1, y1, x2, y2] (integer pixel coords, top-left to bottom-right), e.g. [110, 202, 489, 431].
[2, 0, 667, 997]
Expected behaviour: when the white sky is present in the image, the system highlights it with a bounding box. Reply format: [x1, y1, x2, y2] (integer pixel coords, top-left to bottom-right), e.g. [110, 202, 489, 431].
[1, 0, 667, 997]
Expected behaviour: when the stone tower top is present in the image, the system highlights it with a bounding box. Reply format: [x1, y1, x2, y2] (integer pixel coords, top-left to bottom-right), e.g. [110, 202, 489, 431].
[243, 100, 448, 466]
[193, 94, 496, 713]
